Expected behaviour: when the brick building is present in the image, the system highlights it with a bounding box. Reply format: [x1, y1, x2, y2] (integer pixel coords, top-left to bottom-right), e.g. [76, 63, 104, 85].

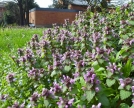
[29, 8, 80, 27]
[29, 0, 88, 27]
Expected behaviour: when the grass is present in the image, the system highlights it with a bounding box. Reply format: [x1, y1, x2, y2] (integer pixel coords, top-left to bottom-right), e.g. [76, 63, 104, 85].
[0, 27, 45, 67]
[0, 27, 44, 52]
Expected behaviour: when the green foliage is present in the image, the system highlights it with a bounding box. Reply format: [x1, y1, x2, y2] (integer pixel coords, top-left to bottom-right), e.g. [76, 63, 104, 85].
[0, 2, 134, 108]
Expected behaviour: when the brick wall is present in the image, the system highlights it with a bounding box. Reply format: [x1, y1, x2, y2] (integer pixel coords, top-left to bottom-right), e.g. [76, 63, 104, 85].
[29, 8, 80, 27]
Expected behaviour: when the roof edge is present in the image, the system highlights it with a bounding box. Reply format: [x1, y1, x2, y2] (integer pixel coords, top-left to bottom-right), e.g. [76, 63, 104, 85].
[29, 7, 82, 12]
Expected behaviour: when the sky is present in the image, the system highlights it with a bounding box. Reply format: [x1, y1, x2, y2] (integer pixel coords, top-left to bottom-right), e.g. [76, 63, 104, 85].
[35, 0, 53, 8]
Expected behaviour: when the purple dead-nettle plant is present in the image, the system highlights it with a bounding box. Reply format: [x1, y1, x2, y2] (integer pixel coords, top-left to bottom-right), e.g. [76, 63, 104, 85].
[95, 47, 105, 55]
[92, 103, 101, 108]
[6, 73, 15, 83]
[57, 97, 74, 108]
[61, 75, 75, 87]
[91, 32, 101, 44]
[104, 47, 114, 55]
[18, 48, 24, 56]
[119, 78, 132, 88]
[12, 101, 20, 108]
[100, 17, 106, 24]
[70, 50, 83, 61]
[30, 92, 39, 103]
[104, 26, 111, 35]
[47, 28, 52, 35]
[0, 94, 8, 101]
[122, 38, 134, 47]
[120, 20, 128, 25]
[61, 51, 71, 61]
[84, 68, 100, 91]
[28, 68, 40, 79]
[73, 72, 80, 79]
[50, 82, 62, 94]
[39, 40, 50, 50]
[131, 86, 134, 92]
[41, 88, 53, 99]
[75, 60, 85, 71]
[85, 51, 96, 60]
[53, 55, 62, 70]
[48, 65, 53, 71]
[106, 62, 120, 73]
[32, 34, 39, 43]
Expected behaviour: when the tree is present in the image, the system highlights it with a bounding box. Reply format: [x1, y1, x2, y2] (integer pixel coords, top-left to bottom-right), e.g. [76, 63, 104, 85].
[81, 0, 110, 9]
[1, 0, 39, 26]
[10, 0, 39, 26]
[51, 0, 110, 9]
[2, 1, 20, 25]
[51, 0, 74, 9]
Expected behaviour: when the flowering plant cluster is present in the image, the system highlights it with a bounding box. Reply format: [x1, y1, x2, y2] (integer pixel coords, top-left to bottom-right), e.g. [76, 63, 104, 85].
[0, 2, 134, 108]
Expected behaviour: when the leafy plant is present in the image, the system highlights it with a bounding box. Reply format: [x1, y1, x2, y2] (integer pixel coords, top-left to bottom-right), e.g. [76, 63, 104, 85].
[0, 2, 134, 108]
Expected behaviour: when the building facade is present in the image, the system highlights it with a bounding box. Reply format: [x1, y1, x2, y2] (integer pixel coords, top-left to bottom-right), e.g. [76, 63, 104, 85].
[29, 8, 80, 27]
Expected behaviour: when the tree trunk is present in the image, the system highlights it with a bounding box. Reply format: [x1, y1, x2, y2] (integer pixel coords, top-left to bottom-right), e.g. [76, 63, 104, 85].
[26, 0, 29, 26]
[18, 0, 24, 26]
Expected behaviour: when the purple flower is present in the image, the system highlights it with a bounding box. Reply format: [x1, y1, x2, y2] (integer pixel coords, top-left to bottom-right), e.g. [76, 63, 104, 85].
[132, 99, 134, 105]
[0, 94, 8, 101]
[73, 72, 79, 79]
[28, 68, 39, 79]
[62, 75, 75, 87]
[50, 82, 62, 94]
[42, 88, 51, 98]
[18, 48, 24, 56]
[12, 101, 19, 108]
[119, 79, 125, 88]
[6, 73, 15, 83]
[84, 68, 95, 83]
[130, 39, 134, 45]
[57, 97, 64, 106]
[131, 86, 134, 92]
[68, 98, 74, 106]
[57, 97, 74, 107]
[92, 103, 101, 108]
[106, 62, 117, 73]
[97, 103, 101, 108]
[30, 92, 39, 102]
[95, 87, 100, 92]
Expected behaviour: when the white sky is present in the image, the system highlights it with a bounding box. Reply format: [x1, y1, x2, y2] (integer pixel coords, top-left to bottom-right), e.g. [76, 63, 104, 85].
[34, 0, 53, 8]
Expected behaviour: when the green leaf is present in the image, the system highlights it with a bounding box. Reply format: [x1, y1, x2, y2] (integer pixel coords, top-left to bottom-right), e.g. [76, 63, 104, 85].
[106, 71, 113, 78]
[51, 70, 56, 77]
[92, 61, 98, 66]
[92, 61, 100, 70]
[111, 95, 119, 107]
[106, 79, 116, 87]
[120, 103, 130, 108]
[130, 105, 134, 108]
[128, 20, 134, 25]
[126, 85, 131, 91]
[62, 85, 67, 93]
[120, 90, 131, 100]
[80, 77, 86, 86]
[44, 100, 49, 107]
[118, 39, 123, 44]
[64, 65, 71, 73]
[122, 59, 132, 77]
[96, 67, 105, 72]
[70, 87, 78, 94]
[81, 95, 86, 101]
[98, 94, 110, 106]
[86, 90, 95, 102]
